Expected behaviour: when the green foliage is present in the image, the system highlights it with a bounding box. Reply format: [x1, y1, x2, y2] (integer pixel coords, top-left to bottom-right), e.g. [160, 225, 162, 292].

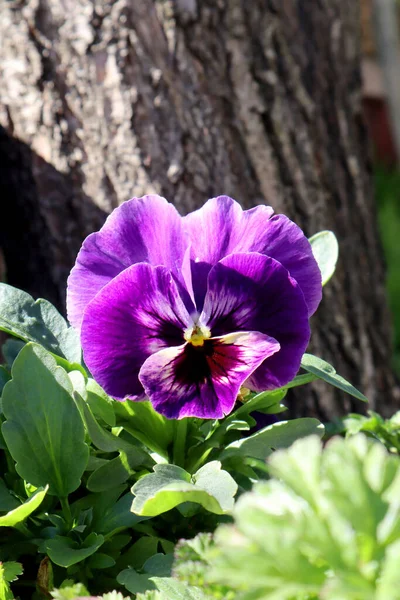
[343, 410, 400, 454]
[168, 435, 400, 600]
[0, 485, 48, 527]
[0, 562, 23, 600]
[2, 344, 89, 496]
[50, 582, 90, 599]
[131, 462, 238, 517]
[43, 533, 105, 568]
[0, 283, 81, 364]
[301, 354, 368, 402]
[0, 272, 369, 598]
[309, 230, 339, 286]
[220, 418, 324, 461]
[375, 167, 400, 374]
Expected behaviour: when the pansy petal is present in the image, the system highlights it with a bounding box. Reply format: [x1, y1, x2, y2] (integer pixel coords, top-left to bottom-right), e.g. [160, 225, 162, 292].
[183, 195, 321, 315]
[67, 195, 191, 330]
[81, 263, 192, 400]
[139, 331, 280, 419]
[201, 252, 310, 390]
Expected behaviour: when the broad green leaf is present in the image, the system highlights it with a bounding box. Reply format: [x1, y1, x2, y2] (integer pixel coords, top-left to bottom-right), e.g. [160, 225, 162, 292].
[117, 569, 156, 595]
[118, 537, 161, 571]
[2, 339, 25, 368]
[143, 554, 174, 577]
[44, 532, 104, 567]
[0, 479, 20, 512]
[0, 486, 48, 527]
[150, 578, 207, 600]
[233, 389, 287, 417]
[114, 401, 174, 457]
[86, 451, 140, 492]
[2, 344, 89, 496]
[73, 392, 148, 461]
[93, 491, 145, 535]
[309, 230, 339, 285]
[86, 379, 115, 427]
[301, 353, 368, 402]
[0, 366, 11, 395]
[87, 553, 116, 569]
[0, 283, 81, 363]
[221, 418, 324, 461]
[131, 462, 237, 517]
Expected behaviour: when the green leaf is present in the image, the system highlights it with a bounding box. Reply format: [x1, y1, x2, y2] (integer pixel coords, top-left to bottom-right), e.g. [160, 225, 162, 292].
[87, 553, 116, 569]
[93, 491, 145, 535]
[301, 353, 368, 402]
[118, 537, 161, 571]
[0, 283, 81, 363]
[309, 230, 339, 286]
[221, 418, 325, 461]
[86, 379, 115, 427]
[114, 400, 174, 457]
[44, 532, 104, 567]
[0, 366, 11, 395]
[143, 554, 174, 577]
[117, 568, 156, 595]
[2, 563, 22, 583]
[233, 389, 287, 417]
[73, 392, 147, 459]
[86, 451, 140, 492]
[131, 462, 237, 517]
[205, 434, 400, 600]
[0, 562, 23, 600]
[1, 344, 89, 496]
[2, 339, 25, 368]
[0, 486, 48, 527]
[0, 479, 20, 512]
[150, 578, 207, 600]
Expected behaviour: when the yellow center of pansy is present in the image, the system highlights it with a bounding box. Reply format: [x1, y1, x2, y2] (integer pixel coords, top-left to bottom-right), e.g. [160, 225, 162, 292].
[184, 323, 212, 347]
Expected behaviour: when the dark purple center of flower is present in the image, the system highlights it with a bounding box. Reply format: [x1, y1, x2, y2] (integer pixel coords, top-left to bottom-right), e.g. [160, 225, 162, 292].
[175, 341, 215, 386]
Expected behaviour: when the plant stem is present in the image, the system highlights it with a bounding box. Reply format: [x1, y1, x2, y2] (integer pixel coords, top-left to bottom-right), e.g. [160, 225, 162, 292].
[187, 446, 214, 474]
[60, 496, 72, 529]
[172, 418, 188, 468]
[120, 423, 169, 460]
[15, 522, 31, 537]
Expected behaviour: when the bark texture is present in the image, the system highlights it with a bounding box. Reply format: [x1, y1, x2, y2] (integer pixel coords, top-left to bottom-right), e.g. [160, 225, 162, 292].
[0, 0, 398, 418]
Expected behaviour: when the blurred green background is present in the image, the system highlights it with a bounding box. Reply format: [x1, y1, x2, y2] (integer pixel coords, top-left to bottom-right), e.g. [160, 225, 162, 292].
[375, 167, 400, 374]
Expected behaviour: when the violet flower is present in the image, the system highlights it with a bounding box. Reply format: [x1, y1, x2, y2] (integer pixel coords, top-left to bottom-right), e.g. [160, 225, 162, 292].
[67, 195, 321, 419]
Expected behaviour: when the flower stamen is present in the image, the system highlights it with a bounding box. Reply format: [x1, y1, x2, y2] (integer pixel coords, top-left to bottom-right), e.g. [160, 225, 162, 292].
[184, 323, 211, 347]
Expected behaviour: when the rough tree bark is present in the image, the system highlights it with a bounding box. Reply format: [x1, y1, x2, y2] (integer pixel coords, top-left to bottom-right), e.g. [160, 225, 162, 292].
[0, 0, 398, 418]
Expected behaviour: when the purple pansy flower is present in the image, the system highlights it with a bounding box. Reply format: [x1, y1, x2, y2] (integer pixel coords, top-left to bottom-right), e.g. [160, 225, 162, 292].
[67, 195, 322, 419]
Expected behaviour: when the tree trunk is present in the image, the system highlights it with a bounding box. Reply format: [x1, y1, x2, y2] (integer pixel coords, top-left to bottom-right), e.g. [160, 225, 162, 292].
[0, 0, 398, 418]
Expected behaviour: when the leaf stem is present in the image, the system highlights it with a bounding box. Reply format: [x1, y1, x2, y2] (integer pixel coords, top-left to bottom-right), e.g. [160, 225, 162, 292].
[187, 446, 214, 474]
[120, 423, 169, 460]
[172, 418, 188, 468]
[15, 522, 31, 537]
[60, 496, 72, 529]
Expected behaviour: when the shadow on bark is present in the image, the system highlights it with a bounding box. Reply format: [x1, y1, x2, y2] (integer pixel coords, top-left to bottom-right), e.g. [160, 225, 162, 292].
[0, 126, 107, 311]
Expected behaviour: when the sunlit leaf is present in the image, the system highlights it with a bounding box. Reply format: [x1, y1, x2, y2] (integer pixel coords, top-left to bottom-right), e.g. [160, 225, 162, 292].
[309, 230, 339, 286]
